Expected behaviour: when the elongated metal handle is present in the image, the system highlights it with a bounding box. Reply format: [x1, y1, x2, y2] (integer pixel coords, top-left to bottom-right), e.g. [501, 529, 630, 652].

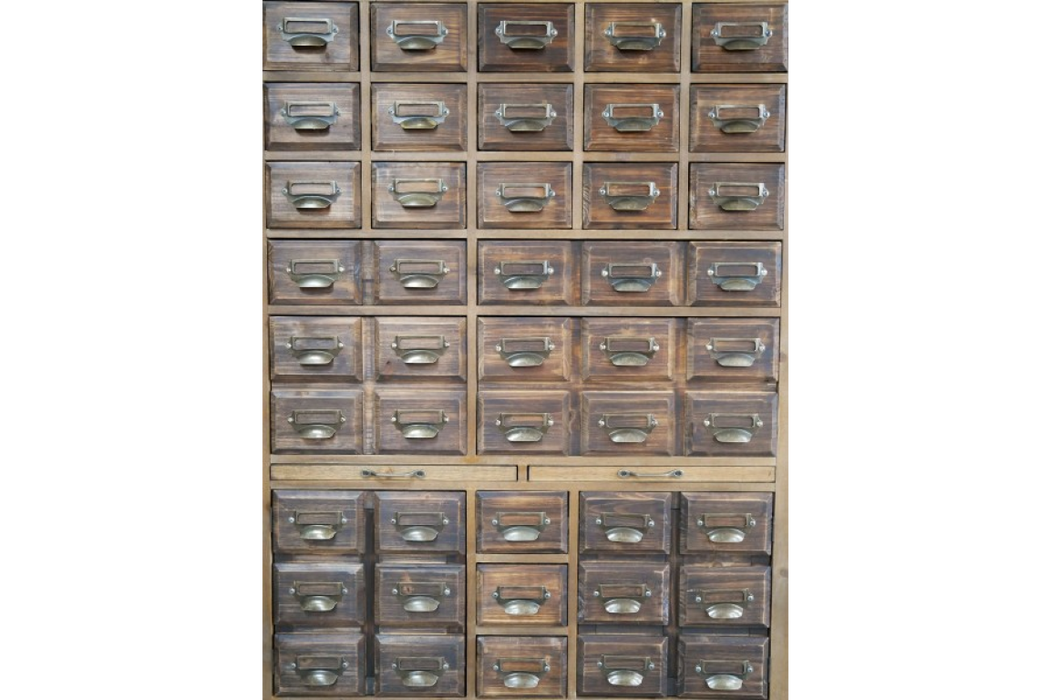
[386, 20, 448, 50]
[604, 21, 665, 50]
[602, 262, 662, 293]
[389, 258, 450, 288]
[707, 262, 768, 292]
[493, 585, 551, 616]
[595, 512, 654, 544]
[289, 509, 348, 540]
[290, 580, 347, 613]
[286, 258, 345, 289]
[388, 178, 448, 208]
[496, 20, 557, 49]
[496, 182, 555, 212]
[600, 656, 654, 687]
[709, 104, 770, 134]
[496, 412, 553, 443]
[617, 469, 683, 480]
[283, 180, 341, 209]
[599, 413, 658, 443]
[279, 17, 339, 47]
[600, 336, 659, 367]
[360, 468, 426, 479]
[696, 660, 754, 691]
[602, 103, 663, 132]
[595, 583, 652, 614]
[395, 657, 449, 688]
[392, 409, 449, 439]
[389, 100, 449, 130]
[692, 588, 755, 620]
[711, 21, 773, 50]
[706, 338, 766, 368]
[599, 182, 660, 212]
[495, 658, 550, 689]
[281, 101, 340, 130]
[287, 335, 344, 366]
[696, 513, 757, 544]
[288, 409, 346, 439]
[495, 103, 556, 132]
[496, 336, 555, 367]
[495, 260, 554, 290]
[294, 655, 348, 687]
[493, 511, 551, 542]
[703, 413, 763, 443]
[709, 182, 769, 211]
[392, 581, 451, 612]
[391, 334, 449, 364]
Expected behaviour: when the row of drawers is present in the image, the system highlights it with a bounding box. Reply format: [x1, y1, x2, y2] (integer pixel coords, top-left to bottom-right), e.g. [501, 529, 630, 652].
[267, 162, 785, 230]
[267, 83, 786, 153]
[264, 2, 787, 74]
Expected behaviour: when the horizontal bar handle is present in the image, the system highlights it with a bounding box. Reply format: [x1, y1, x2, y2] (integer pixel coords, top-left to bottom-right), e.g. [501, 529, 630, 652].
[495, 103, 557, 132]
[496, 336, 555, 367]
[495, 260, 554, 290]
[287, 335, 343, 366]
[707, 261, 768, 292]
[391, 334, 449, 364]
[496, 412, 554, 443]
[693, 587, 756, 620]
[600, 181, 660, 211]
[389, 100, 449, 130]
[617, 468, 683, 480]
[599, 412, 658, 444]
[696, 512, 758, 544]
[278, 17, 338, 47]
[289, 509, 347, 541]
[600, 655, 655, 688]
[703, 413, 763, 444]
[361, 468, 426, 480]
[288, 409, 345, 440]
[496, 20, 557, 49]
[496, 182, 555, 212]
[711, 21, 773, 50]
[495, 658, 550, 689]
[293, 655, 348, 687]
[281, 101, 339, 130]
[388, 177, 448, 208]
[600, 336, 659, 367]
[602, 103, 663, 132]
[395, 656, 449, 688]
[493, 585, 551, 616]
[290, 580, 347, 613]
[392, 408, 449, 439]
[596, 511, 654, 543]
[286, 258, 344, 289]
[695, 660, 754, 692]
[493, 511, 550, 542]
[602, 262, 662, 293]
[389, 258, 450, 289]
[709, 181, 769, 212]
[605, 21, 666, 51]
[392, 580, 451, 613]
[709, 104, 770, 134]
[706, 337, 766, 368]
[386, 20, 448, 50]
[283, 180, 340, 209]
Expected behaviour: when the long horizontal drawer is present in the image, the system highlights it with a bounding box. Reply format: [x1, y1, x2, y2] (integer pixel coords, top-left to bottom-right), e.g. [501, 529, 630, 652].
[270, 464, 518, 482]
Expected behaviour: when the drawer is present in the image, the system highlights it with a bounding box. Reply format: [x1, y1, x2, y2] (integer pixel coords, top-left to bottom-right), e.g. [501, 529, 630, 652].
[478, 162, 572, 229]
[579, 492, 672, 555]
[689, 85, 787, 153]
[679, 565, 771, 628]
[375, 634, 466, 697]
[478, 317, 573, 382]
[375, 564, 466, 630]
[582, 242, 683, 306]
[582, 163, 678, 230]
[579, 561, 670, 625]
[476, 491, 569, 553]
[692, 4, 788, 73]
[478, 390, 573, 456]
[478, 84, 574, 151]
[581, 391, 676, 456]
[584, 84, 679, 152]
[372, 83, 468, 152]
[689, 163, 785, 231]
[577, 635, 668, 697]
[687, 318, 780, 385]
[274, 562, 367, 629]
[267, 162, 362, 229]
[375, 240, 467, 304]
[374, 388, 467, 455]
[477, 636, 568, 698]
[264, 2, 359, 72]
[584, 3, 682, 73]
[271, 388, 364, 454]
[375, 491, 466, 554]
[581, 318, 676, 384]
[268, 241, 362, 305]
[477, 564, 568, 627]
[529, 465, 776, 483]
[679, 636, 769, 699]
[372, 163, 467, 229]
[375, 317, 467, 382]
[371, 3, 468, 72]
[270, 316, 364, 383]
[478, 242, 577, 306]
[274, 632, 366, 696]
[688, 242, 782, 307]
[685, 390, 778, 457]
[265, 83, 361, 151]
[681, 493, 773, 556]
[272, 490, 366, 555]
[478, 3, 575, 72]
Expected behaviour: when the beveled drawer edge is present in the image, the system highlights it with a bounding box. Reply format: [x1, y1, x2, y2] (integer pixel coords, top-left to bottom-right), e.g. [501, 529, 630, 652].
[271, 464, 519, 481]
[528, 464, 775, 483]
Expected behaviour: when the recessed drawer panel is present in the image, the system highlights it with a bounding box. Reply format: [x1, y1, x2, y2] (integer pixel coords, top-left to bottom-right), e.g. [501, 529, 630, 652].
[372, 163, 467, 229]
[679, 635, 770, 699]
[692, 3, 788, 73]
[690, 85, 786, 153]
[271, 316, 364, 383]
[478, 242, 576, 305]
[687, 318, 779, 385]
[375, 240, 467, 304]
[478, 84, 574, 151]
[689, 163, 785, 231]
[478, 564, 568, 627]
[580, 391, 675, 456]
[264, 2, 359, 72]
[267, 162, 361, 229]
[372, 83, 468, 152]
[578, 561, 670, 625]
[688, 242, 782, 307]
[372, 3, 468, 72]
[269, 241, 362, 305]
[478, 317, 573, 382]
[271, 388, 364, 454]
[478, 162, 573, 229]
[274, 562, 367, 629]
[274, 632, 366, 696]
[681, 493, 773, 556]
[577, 635, 668, 697]
[375, 317, 467, 382]
[374, 388, 467, 455]
[582, 163, 678, 230]
[477, 491, 569, 553]
[273, 490, 366, 555]
[478, 390, 573, 456]
[375, 634, 466, 697]
[265, 83, 361, 151]
[477, 636, 568, 698]
[581, 318, 675, 384]
[584, 84, 679, 152]
[582, 241, 683, 307]
[478, 3, 575, 72]
[375, 490, 465, 554]
[375, 564, 465, 630]
[679, 565, 771, 628]
[685, 390, 778, 457]
[584, 3, 683, 73]
[580, 492, 672, 555]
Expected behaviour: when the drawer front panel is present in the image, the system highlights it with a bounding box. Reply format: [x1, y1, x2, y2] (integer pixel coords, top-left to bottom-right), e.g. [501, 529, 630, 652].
[265, 83, 361, 151]
[580, 492, 672, 555]
[375, 634, 466, 697]
[685, 390, 778, 457]
[372, 3, 468, 72]
[273, 490, 366, 555]
[477, 491, 569, 553]
[580, 391, 676, 456]
[679, 565, 771, 628]
[689, 163, 785, 230]
[584, 3, 683, 73]
[374, 388, 467, 455]
[275, 632, 366, 696]
[681, 493, 774, 556]
[271, 316, 364, 383]
[274, 562, 367, 629]
[264, 2, 359, 72]
[478, 162, 573, 229]
[477, 636, 568, 698]
[692, 3, 788, 73]
[688, 242, 782, 307]
[372, 163, 467, 229]
[690, 84, 786, 153]
[375, 491, 466, 555]
[582, 241, 683, 307]
[578, 561, 670, 625]
[375, 317, 467, 382]
[478, 390, 573, 456]
[477, 564, 568, 627]
[478, 3, 575, 72]
[478, 242, 577, 305]
[372, 83, 468, 152]
[581, 318, 675, 384]
[679, 635, 769, 699]
[375, 240, 467, 304]
[267, 162, 361, 229]
[269, 241, 361, 305]
[577, 635, 668, 697]
[582, 163, 678, 230]
[375, 564, 466, 630]
[478, 317, 573, 382]
[687, 318, 779, 385]
[584, 84, 679, 152]
[271, 388, 364, 454]
[478, 84, 574, 151]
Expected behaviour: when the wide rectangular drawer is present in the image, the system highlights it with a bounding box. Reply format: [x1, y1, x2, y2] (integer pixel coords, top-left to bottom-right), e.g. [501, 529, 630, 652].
[374, 240, 467, 304]
[478, 162, 573, 229]
[274, 562, 367, 629]
[478, 3, 575, 72]
[692, 3, 788, 73]
[580, 492, 672, 555]
[690, 85, 786, 153]
[267, 162, 361, 229]
[476, 491, 569, 553]
[264, 2, 359, 72]
[265, 83, 361, 151]
[478, 242, 577, 305]
[271, 388, 364, 454]
[478, 84, 574, 151]
[477, 564, 568, 627]
[272, 490, 366, 555]
[374, 387, 467, 454]
[372, 83, 468, 152]
[478, 317, 572, 382]
[270, 316, 364, 383]
[687, 318, 779, 385]
[372, 163, 467, 229]
[580, 391, 676, 456]
[679, 635, 769, 699]
[581, 318, 675, 384]
[375, 564, 465, 630]
[584, 3, 682, 73]
[681, 493, 773, 556]
[478, 390, 572, 456]
[375, 634, 466, 696]
[371, 3, 468, 72]
[584, 84, 679, 152]
[679, 565, 771, 628]
[274, 632, 366, 696]
[578, 561, 670, 625]
[689, 163, 785, 230]
[268, 241, 361, 305]
[375, 490, 465, 555]
[375, 317, 467, 382]
[477, 636, 568, 698]
[577, 635, 668, 697]
[685, 390, 778, 457]
[582, 241, 683, 306]
[529, 466, 777, 483]
[688, 242, 782, 307]
[582, 163, 678, 230]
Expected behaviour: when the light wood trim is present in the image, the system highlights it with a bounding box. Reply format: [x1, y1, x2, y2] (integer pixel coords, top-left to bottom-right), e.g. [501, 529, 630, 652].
[267, 304, 782, 318]
[264, 149, 787, 163]
[264, 71, 788, 85]
[528, 465, 775, 483]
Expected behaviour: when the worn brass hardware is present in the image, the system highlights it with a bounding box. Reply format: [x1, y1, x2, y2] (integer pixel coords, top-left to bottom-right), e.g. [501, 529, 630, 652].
[706, 338, 765, 368]
[711, 21, 772, 50]
[288, 335, 343, 366]
[495, 103, 557, 132]
[709, 104, 770, 134]
[495, 20, 557, 49]
[494, 658, 550, 689]
[394, 657, 449, 688]
[696, 513, 757, 544]
[291, 509, 347, 541]
[492, 585, 551, 616]
[496, 336, 555, 367]
[391, 408, 449, 439]
[388, 178, 448, 208]
[695, 660, 754, 691]
[278, 17, 338, 47]
[594, 582, 652, 614]
[293, 655, 348, 687]
[288, 409, 346, 439]
[604, 21, 665, 51]
[693, 587, 755, 620]
[283, 180, 340, 209]
[286, 258, 344, 289]
[595, 512, 654, 544]
[389, 100, 449, 130]
[709, 181, 769, 211]
[290, 580, 347, 613]
[602, 103, 663, 132]
[599, 413, 658, 443]
[495, 260, 554, 289]
[493, 511, 551, 542]
[496, 182, 555, 212]
[600, 336, 659, 367]
[707, 262, 767, 292]
[496, 412, 554, 443]
[703, 413, 763, 444]
[392, 580, 451, 612]
[386, 20, 448, 50]
[599, 655, 654, 687]
[361, 468, 426, 479]
[281, 101, 339, 130]
[602, 262, 662, 293]
[389, 258, 450, 289]
[599, 181, 660, 211]
[617, 468, 683, 480]
[391, 334, 449, 364]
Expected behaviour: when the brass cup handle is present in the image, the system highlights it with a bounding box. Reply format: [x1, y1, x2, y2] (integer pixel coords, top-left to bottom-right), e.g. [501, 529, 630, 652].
[389, 100, 449, 130]
[495, 103, 556, 132]
[360, 468, 426, 479]
[703, 413, 763, 444]
[709, 181, 769, 211]
[618, 468, 683, 480]
[602, 262, 662, 293]
[496, 182, 555, 212]
[693, 588, 755, 620]
[594, 583, 652, 615]
[395, 657, 449, 688]
[392, 509, 448, 542]
[289, 581, 347, 612]
[711, 21, 773, 50]
[389, 258, 450, 289]
[391, 334, 449, 364]
[696, 513, 757, 544]
[392, 409, 449, 439]
[286, 258, 344, 289]
[595, 512, 654, 544]
[283, 180, 340, 209]
[604, 21, 666, 51]
[393, 581, 452, 613]
[281, 101, 339, 130]
[709, 104, 770, 134]
[278, 17, 338, 47]
[497, 412, 554, 443]
[600, 181, 660, 211]
[495, 20, 557, 49]
[599, 655, 654, 687]
[293, 655, 348, 687]
[288, 409, 346, 439]
[600, 336, 659, 367]
[495, 260, 554, 290]
[386, 20, 448, 50]
[287, 335, 343, 366]
[495, 658, 550, 689]
[288, 510, 347, 541]
[389, 178, 448, 208]
[696, 660, 754, 691]
[492, 511, 550, 542]
[706, 338, 766, 368]
[496, 336, 555, 367]
[602, 103, 663, 132]
[707, 261, 768, 292]
[492, 585, 551, 616]
[599, 413, 658, 444]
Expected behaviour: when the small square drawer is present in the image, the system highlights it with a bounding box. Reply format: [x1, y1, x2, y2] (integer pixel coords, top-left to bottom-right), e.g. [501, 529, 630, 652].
[584, 3, 682, 73]
[374, 388, 467, 455]
[273, 490, 366, 555]
[478, 84, 574, 151]
[265, 83, 361, 151]
[375, 564, 466, 630]
[579, 561, 670, 625]
[584, 85, 679, 152]
[679, 565, 771, 628]
[372, 163, 467, 229]
[375, 634, 465, 696]
[581, 391, 675, 456]
[687, 318, 779, 385]
[577, 635, 668, 697]
[680, 493, 773, 556]
[685, 391, 778, 457]
[679, 636, 769, 699]
[690, 85, 787, 153]
[580, 492, 672, 555]
[274, 562, 367, 629]
[688, 242, 782, 307]
[375, 317, 467, 382]
[478, 162, 572, 229]
[375, 240, 467, 304]
[689, 163, 785, 231]
[269, 241, 362, 306]
[478, 565, 568, 626]
[264, 2, 359, 72]
[270, 316, 364, 383]
[478, 3, 575, 72]
[271, 388, 364, 454]
[478, 241, 577, 305]
[372, 83, 468, 152]
[581, 318, 676, 384]
[582, 242, 683, 307]
[478, 390, 573, 455]
[692, 4, 788, 73]
[372, 3, 468, 72]
[478, 636, 568, 698]
[267, 162, 362, 229]
[478, 317, 573, 382]
[477, 491, 569, 553]
[275, 632, 366, 696]
[582, 163, 677, 230]
[375, 491, 465, 554]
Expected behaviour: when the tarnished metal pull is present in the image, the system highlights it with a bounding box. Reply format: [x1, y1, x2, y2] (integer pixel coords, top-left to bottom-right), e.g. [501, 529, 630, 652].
[288, 409, 346, 439]
[389, 178, 448, 208]
[290, 580, 347, 613]
[617, 469, 683, 480]
[493, 511, 551, 542]
[360, 468, 427, 479]
[497, 412, 554, 443]
[704, 413, 763, 444]
[281, 101, 339, 130]
[293, 655, 349, 687]
[392, 580, 452, 613]
[392, 409, 448, 439]
[600, 336, 659, 367]
[290, 509, 348, 541]
[602, 103, 664, 132]
[495, 658, 550, 689]
[604, 21, 666, 50]
[287, 335, 343, 366]
[706, 338, 766, 368]
[395, 657, 449, 688]
[709, 104, 770, 134]
[594, 583, 652, 615]
[602, 262, 662, 293]
[709, 182, 769, 211]
[389, 100, 449, 130]
[493, 585, 551, 616]
[693, 587, 755, 620]
[696, 660, 754, 691]
[495, 260, 554, 290]
[599, 655, 655, 687]
[286, 258, 345, 289]
[711, 21, 773, 50]
[391, 334, 449, 364]
[496, 182, 555, 212]
[495, 103, 557, 132]
[386, 20, 448, 50]
[595, 512, 654, 544]
[708, 262, 768, 292]
[389, 259, 450, 289]
[283, 180, 341, 209]
[696, 513, 757, 544]
[495, 20, 558, 49]
[278, 17, 339, 47]
[496, 336, 555, 367]
[599, 182, 660, 212]
[599, 413, 658, 444]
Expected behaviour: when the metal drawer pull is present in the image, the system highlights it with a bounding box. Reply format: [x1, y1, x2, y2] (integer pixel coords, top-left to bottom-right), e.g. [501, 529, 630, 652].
[495, 658, 550, 689]
[711, 21, 773, 50]
[618, 468, 683, 480]
[696, 660, 754, 691]
[290, 509, 347, 541]
[708, 262, 767, 292]
[602, 262, 662, 293]
[290, 580, 347, 613]
[599, 181, 660, 211]
[495, 103, 557, 132]
[493, 585, 551, 616]
[493, 511, 550, 542]
[596, 512, 654, 544]
[286, 259, 344, 289]
[709, 104, 770, 134]
[594, 583, 652, 614]
[602, 103, 663, 132]
[283, 180, 340, 209]
[288, 409, 346, 439]
[389, 100, 449, 130]
[496, 182, 555, 212]
[288, 335, 343, 366]
[495, 20, 557, 49]
[696, 513, 757, 544]
[599, 655, 654, 687]
[389, 258, 450, 289]
[604, 21, 666, 51]
[392, 581, 451, 612]
[281, 101, 339, 130]
[709, 181, 769, 211]
[704, 413, 763, 444]
[278, 17, 338, 47]
[386, 20, 448, 50]
[600, 336, 659, 367]
[394, 657, 449, 688]
[360, 468, 426, 479]
[391, 334, 449, 364]
[707, 338, 765, 368]
[693, 587, 755, 620]
[389, 178, 448, 208]
[599, 413, 658, 443]
[496, 336, 555, 367]
[497, 412, 554, 443]
[293, 655, 348, 687]
[392, 408, 449, 439]
[495, 260, 554, 289]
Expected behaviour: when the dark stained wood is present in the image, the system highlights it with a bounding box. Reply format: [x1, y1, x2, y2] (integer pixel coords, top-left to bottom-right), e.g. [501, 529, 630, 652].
[678, 635, 769, 699]
[685, 390, 779, 457]
[476, 491, 569, 554]
[580, 318, 676, 384]
[270, 316, 365, 383]
[477, 636, 568, 698]
[263, 2, 359, 72]
[687, 241, 782, 307]
[693, 4, 788, 73]
[374, 317, 468, 382]
[689, 163, 785, 230]
[579, 492, 673, 555]
[584, 3, 682, 73]
[375, 563, 466, 630]
[582, 163, 678, 230]
[374, 387, 468, 455]
[274, 632, 367, 696]
[477, 241, 577, 305]
[478, 317, 573, 383]
[372, 163, 467, 229]
[265, 82, 361, 151]
[577, 635, 668, 697]
[371, 3, 468, 72]
[578, 561, 671, 624]
[478, 4, 575, 73]
[272, 490, 367, 555]
[268, 241, 362, 306]
[580, 391, 676, 456]
[581, 241, 684, 307]
[478, 162, 573, 229]
[584, 84, 680, 152]
[372, 83, 469, 152]
[678, 565, 771, 628]
[374, 240, 467, 304]
[374, 490, 466, 554]
[689, 84, 786, 153]
[686, 318, 780, 386]
[274, 561, 367, 628]
[477, 564, 568, 626]
[478, 84, 574, 151]
[375, 634, 466, 697]
[477, 390, 573, 455]
[680, 492, 774, 556]
[266, 161, 361, 229]
[271, 388, 364, 454]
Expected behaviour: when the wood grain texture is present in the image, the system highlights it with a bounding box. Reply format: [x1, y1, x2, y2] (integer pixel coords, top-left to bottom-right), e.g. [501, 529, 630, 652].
[582, 163, 678, 230]
[375, 563, 466, 630]
[686, 317, 780, 385]
[478, 317, 573, 382]
[371, 162, 467, 229]
[272, 490, 367, 555]
[265, 82, 361, 151]
[478, 162, 573, 229]
[477, 390, 574, 455]
[477, 241, 577, 305]
[687, 241, 782, 307]
[478, 83, 574, 151]
[678, 565, 771, 628]
[264, 2, 359, 71]
[680, 492, 773, 556]
[476, 491, 569, 554]
[274, 631, 367, 696]
[271, 388, 365, 454]
[371, 3, 468, 72]
[478, 3, 575, 72]
[374, 387, 468, 454]
[689, 84, 786, 153]
[270, 316, 365, 383]
[273, 561, 367, 628]
[584, 3, 682, 73]
[374, 317, 468, 382]
[266, 161, 361, 229]
[580, 391, 676, 456]
[576, 635, 668, 697]
[685, 390, 779, 457]
[689, 163, 785, 230]
[581, 241, 684, 307]
[693, 3, 788, 73]
[584, 84, 680, 152]
[374, 240, 468, 304]
[374, 490, 467, 554]
[373, 83, 469, 152]
[678, 635, 769, 699]
[580, 317, 676, 384]
[268, 240, 362, 306]
[579, 492, 672, 555]
[477, 564, 569, 626]
[375, 634, 466, 697]
[477, 636, 568, 698]
[578, 561, 671, 625]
